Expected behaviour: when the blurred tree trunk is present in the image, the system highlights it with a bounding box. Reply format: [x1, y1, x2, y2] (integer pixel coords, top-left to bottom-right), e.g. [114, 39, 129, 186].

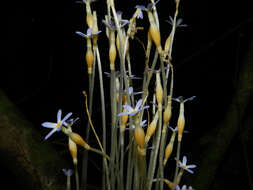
[0, 90, 67, 190]
[189, 33, 253, 189]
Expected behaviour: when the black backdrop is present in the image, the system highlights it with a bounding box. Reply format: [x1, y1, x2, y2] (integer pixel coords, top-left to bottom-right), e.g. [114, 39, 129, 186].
[3, 0, 253, 189]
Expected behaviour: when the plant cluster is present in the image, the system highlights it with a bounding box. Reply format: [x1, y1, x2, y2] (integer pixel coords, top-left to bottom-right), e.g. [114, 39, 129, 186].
[41, 0, 197, 189]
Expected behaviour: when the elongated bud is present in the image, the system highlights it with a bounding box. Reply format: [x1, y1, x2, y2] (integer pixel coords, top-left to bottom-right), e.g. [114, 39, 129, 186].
[134, 126, 145, 149]
[85, 3, 93, 28]
[164, 179, 173, 189]
[69, 138, 78, 165]
[145, 111, 159, 144]
[156, 72, 163, 111]
[164, 34, 172, 56]
[69, 132, 90, 150]
[163, 96, 172, 126]
[147, 11, 162, 54]
[163, 131, 176, 165]
[177, 101, 185, 142]
[109, 31, 116, 71]
[92, 11, 99, 47]
[86, 39, 93, 75]
[116, 31, 129, 56]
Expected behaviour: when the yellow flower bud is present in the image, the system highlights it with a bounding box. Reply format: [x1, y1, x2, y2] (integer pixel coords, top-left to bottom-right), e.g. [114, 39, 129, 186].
[149, 25, 162, 54]
[145, 111, 159, 144]
[156, 72, 163, 111]
[86, 49, 94, 75]
[116, 32, 129, 56]
[163, 96, 172, 126]
[134, 126, 145, 149]
[177, 102, 185, 142]
[164, 179, 173, 189]
[109, 44, 116, 71]
[164, 34, 172, 56]
[86, 14, 93, 29]
[163, 131, 176, 166]
[69, 138, 78, 165]
[69, 132, 90, 150]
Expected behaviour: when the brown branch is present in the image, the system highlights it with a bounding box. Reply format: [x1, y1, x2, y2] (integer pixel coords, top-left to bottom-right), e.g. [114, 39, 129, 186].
[0, 90, 68, 190]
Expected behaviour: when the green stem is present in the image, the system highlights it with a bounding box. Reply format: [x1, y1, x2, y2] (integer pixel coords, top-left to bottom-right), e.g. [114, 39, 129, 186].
[75, 165, 79, 190]
[146, 109, 162, 190]
[172, 141, 181, 190]
[89, 147, 110, 161]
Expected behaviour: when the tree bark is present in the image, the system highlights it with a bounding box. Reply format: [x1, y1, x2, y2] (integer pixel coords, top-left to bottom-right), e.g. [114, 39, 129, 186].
[188, 34, 253, 189]
[0, 90, 68, 190]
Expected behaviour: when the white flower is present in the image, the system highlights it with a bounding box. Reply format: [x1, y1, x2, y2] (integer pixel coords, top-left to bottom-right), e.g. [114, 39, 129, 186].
[62, 168, 73, 176]
[118, 99, 149, 116]
[177, 156, 197, 174]
[41, 109, 72, 140]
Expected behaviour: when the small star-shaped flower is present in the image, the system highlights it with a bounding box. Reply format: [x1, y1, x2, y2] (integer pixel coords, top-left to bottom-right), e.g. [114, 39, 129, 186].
[41, 109, 72, 140]
[118, 99, 149, 117]
[76, 28, 101, 39]
[177, 156, 197, 174]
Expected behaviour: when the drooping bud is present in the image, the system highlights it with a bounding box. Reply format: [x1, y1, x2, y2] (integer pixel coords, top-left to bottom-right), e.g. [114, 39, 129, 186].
[69, 138, 78, 165]
[69, 132, 90, 150]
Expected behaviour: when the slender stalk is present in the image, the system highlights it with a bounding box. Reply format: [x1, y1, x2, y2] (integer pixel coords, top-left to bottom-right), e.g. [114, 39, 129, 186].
[96, 47, 108, 190]
[75, 165, 80, 190]
[146, 109, 162, 190]
[172, 141, 181, 190]
[89, 147, 110, 160]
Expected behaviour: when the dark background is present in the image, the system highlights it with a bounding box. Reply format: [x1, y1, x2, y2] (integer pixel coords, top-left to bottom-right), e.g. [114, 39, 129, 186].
[3, 0, 253, 189]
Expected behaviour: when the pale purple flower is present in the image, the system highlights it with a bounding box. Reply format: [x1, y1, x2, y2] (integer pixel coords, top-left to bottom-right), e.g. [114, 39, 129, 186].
[177, 156, 197, 174]
[62, 168, 73, 176]
[128, 87, 143, 96]
[173, 96, 196, 103]
[41, 109, 72, 140]
[176, 185, 194, 190]
[118, 99, 149, 117]
[167, 16, 188, 28]
[76, 28, 101, 39]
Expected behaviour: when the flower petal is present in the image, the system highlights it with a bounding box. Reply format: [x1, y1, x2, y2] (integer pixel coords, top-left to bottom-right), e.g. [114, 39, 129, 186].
[42, 122, 57, 128]
[186, 164, 197, 169]
[140, 105, 149, 111]
[118, 112, 130, 117]
[185, 168, 194, 174]
[123, 105, 134, 112]
[62, 112, 73, 124]
[57, 109, 62, 123]
[44, 127, 58, 140]
[183, 156, 187, 165]
[135, 99, 143, 110]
